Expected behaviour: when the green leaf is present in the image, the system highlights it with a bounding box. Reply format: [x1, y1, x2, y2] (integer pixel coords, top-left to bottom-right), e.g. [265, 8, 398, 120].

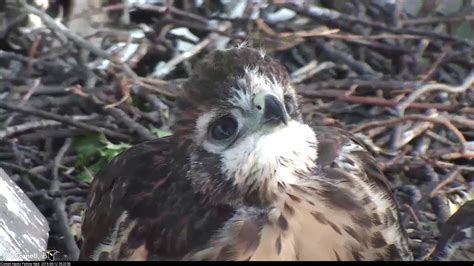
[76, 158, 108, 183]
[100, 140, 131, 161]
[131, 95, 150, 112]
[454, 21, 472, 40]
[73, 134, 131, 182]
[73, 134, 102, 166]
[99, 145, 130, 161]
[151, 127, 173, 138]
[104, 142, 131, 151]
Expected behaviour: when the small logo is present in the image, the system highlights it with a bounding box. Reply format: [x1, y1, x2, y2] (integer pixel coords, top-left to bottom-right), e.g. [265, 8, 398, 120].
[44, 250, 60, 261]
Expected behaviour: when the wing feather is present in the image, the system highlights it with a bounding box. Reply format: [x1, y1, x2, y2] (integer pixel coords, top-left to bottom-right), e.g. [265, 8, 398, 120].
[79, 137, 234, 260]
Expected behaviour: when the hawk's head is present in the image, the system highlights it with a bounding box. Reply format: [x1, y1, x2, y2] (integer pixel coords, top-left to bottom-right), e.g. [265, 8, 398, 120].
[172, 48, 317, 205]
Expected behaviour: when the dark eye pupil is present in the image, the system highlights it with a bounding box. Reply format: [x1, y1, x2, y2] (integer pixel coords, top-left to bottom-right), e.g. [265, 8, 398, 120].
[211, 115, 237, 140]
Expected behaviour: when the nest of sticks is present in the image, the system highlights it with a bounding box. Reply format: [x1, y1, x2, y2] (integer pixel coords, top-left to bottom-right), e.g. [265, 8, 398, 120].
[0, 0, 473, 260]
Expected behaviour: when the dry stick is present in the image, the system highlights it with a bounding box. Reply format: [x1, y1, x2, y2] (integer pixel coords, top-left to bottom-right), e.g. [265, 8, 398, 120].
[105, 108, 155, 141]
[393, 71, 474, 150]
[430, 168, 461, 198]
[256, 18, 340, 39]
[283, 3, 473, 47]
[445, 114, 474, 129]
[431, 160, 474, 172]
[297, 89, 474, 114]
[4, 79, 40, 127]
[152, 29, 224, 78]
[139, 80, 178, 98]
[402, 203, 420, 225]
[164, 18, 238, 39]
[420, 49, 449, 81]
[20, 0, 139, 82]
[397, 70, 474, 116]
[440, 152, 474, 160]
[52, 138, 72, 182]
[1, 120, 61, 139]
[312, 38, 379, 76]
[0, 161, 51, 185]
[0, 102, 131, 141]
[350, 114, 467, 153]
[30, 156, 77, 175]
[401, 15, 474, 26]
[50, 138, 80, 260]
[291, 61, 336, 84]
[71, 86, 155, 141]
[298, 79, 421, 91]
[101, 2, 209, 25]
[52, 199, 80, 260]
[0, 115, 97, 139]
[325, 33, 423, 40]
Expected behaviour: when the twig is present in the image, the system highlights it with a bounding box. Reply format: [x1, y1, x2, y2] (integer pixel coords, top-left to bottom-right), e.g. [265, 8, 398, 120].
[29, 156, 78, 175]
[0, 102, 131, 141]
[50, 138, 80, 260]
[71, 86, 155, 141]
[445, 114, 474, 129]
[138, 80, 178, 98]
[4, 79, 40, 127]
[20, 0, 139, 82]
[52, 138, 72, 182]
[397, 71, 474, 116]
[420, 49, 450, 81]
[151, 30, 224, 78]
[401, 15, 474, 26]
[291, 60, 336, 84]
[402, 204, 420, 225]
[430, 168, 461, 198]
[392, 71, 474, 150]
[440, 152, 474, 160]
[351, 114, 467, 152]
[0, 115, 97, 139]
[297, 79, 421, 91]
[52, 198, 80, 260]
[298, 89, 474, 114]
[312, 38, 379, 76]
[105, 108, 154, 141]
[282, 3, 473, 47]
[0, 161, 51, 185]
[101, 3, 209, 25]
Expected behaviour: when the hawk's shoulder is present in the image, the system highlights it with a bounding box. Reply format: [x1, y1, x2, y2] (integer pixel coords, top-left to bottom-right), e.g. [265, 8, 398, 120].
[310, 126, 413, 260]
[80, 138, 172, 259]
[80, 137, 234, 260]
[311, 126, 392, 194]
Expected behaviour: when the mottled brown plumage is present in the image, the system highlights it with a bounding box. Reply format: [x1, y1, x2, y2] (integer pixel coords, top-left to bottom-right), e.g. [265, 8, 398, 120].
[79, 47, 413, 261]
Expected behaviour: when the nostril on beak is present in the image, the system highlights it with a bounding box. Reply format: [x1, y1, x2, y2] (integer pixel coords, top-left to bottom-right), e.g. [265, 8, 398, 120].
[262, 94, 288, 125]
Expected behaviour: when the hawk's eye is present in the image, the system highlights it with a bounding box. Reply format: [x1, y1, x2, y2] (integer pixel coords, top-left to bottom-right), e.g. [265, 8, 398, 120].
[210, 115, 238, 140]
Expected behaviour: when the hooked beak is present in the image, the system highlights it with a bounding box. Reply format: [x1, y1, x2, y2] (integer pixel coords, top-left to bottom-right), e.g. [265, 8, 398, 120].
[254, 93, 288, 126]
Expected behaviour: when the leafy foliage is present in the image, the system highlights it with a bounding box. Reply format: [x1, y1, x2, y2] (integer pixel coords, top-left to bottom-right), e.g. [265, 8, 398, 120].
[73, 134, 131, 183]
[151, 127, 173, 138]
[73, 129, 173, 182]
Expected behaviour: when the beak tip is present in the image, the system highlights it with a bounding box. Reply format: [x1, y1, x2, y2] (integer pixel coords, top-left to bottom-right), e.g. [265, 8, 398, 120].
[262, 94, 288, 126]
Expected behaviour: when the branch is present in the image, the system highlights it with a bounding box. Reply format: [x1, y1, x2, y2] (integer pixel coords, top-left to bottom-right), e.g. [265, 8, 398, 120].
[351, 114, 467, 153]
[397, 71, 474, 116]
[20, 0, 139, 82]
[0, 102, 131, 141]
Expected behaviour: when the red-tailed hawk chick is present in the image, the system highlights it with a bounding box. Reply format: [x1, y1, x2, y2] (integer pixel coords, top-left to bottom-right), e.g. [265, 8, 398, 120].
[79, 48, 413, 261]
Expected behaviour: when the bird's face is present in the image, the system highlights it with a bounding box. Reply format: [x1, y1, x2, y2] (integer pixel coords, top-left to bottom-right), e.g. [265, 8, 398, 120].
[175, 48, 317, 204]
[195, 66, 300, 153]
